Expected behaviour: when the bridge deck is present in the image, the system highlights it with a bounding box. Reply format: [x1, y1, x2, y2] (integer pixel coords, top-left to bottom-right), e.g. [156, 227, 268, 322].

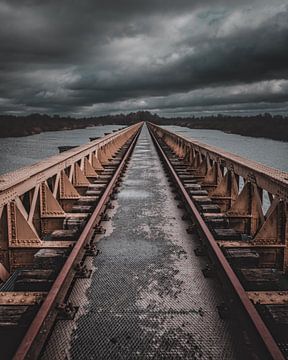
[42, 126, 238, 359]
[1, 122, 287, 359]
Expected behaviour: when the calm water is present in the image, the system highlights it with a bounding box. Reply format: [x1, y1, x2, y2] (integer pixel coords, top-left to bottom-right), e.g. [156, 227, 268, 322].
[0, 125, 124, 175]
[164, 126, 288, 172]
[0, 125, 287, 176]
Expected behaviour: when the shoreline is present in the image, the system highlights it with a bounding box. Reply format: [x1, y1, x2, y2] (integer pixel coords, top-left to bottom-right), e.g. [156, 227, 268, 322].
[0, 111, 287, 142]
[1, 124, 286, 143]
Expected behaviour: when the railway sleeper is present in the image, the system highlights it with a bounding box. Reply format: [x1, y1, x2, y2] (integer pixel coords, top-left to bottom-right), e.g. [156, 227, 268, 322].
[190, 190, 209, 196]
[257, 304, 288, 344]
[0, 126, 141, 360]
[34, 248, 68, 267]
[150, 125, 288, 359]
[64, 215, 88, 231]
[205, 217, 230, 228]
[224, 248, 260, 268]
[71, 205, 94, 213]
[199, 204, 221, 213]
[77, 196, 98, 206]
[85, 189, 102, 196]
[164, 151, 251, 246]
[184, 183, 202, 190]
[182, 179, 199, 184]
[213, 228, 243, 240]
[0, 305, 37, 328]
[14, 269, 57, 292]
[92, 179, 111, 185]
[192, 196, 213, 205]
[0, 304, 39, 360]
[237, 268, 288, 291]
[45, 229, 79, 241]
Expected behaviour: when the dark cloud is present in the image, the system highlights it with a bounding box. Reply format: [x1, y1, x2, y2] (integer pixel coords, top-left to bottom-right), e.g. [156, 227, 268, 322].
[0, 0, 287, 115]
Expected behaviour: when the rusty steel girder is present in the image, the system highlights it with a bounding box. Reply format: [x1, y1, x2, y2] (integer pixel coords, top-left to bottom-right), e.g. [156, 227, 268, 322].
[148, 123, 287, 360]
[13, 122, 142, 360]
[0, 123, 142, 278]
[148, 122, 288, 272]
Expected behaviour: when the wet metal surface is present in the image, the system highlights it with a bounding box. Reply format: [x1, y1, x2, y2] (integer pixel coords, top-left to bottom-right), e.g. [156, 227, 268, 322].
[42, 125, 239, 359]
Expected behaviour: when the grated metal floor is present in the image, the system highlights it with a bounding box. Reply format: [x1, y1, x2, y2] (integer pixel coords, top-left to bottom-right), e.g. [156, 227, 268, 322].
[42, 125, 240, 360]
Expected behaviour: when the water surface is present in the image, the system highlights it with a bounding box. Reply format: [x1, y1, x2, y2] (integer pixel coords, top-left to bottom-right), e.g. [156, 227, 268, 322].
[0, 125, 287, 176]
[0, 125, 124, 175]
[163, 126, 288, 172]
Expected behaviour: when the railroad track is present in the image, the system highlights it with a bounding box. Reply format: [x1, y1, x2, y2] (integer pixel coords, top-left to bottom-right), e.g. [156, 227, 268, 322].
[0, 122, 287, 359]
[0, 123, 142, 359]
[148, 123, 288, 360]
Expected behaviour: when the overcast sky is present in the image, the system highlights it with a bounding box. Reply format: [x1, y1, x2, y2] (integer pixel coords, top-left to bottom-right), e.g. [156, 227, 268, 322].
[0, 0, 288, 117]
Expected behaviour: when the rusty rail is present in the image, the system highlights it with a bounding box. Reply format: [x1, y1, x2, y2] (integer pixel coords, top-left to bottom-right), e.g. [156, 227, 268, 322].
[0, 123, 142, 278]
[148, 122, 287, 360]
[12, 124, 142, 359]
[148, 123, 288, 270]
[0, 121, 287, 358]
[151, 125, 288, 201]
[0, 124, 141, 205]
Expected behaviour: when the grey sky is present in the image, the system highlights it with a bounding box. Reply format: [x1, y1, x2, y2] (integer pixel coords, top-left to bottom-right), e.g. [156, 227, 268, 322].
[0, 0, 287, 116]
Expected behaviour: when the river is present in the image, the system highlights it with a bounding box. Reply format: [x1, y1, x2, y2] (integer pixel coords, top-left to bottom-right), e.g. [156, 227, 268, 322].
[0, 125, 123, 175]
[163, 126, 288, 172]
[0, 125, 287, 176]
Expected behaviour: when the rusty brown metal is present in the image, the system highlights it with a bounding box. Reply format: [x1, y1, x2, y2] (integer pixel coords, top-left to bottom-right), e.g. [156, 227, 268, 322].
[12, 123, 142, 360]
[0, 292, 46, 306]
[149, 122, 288, 271]
[0, 263, 9, 282]
[0, 125, 140, 199]
[148, 123, 285, 360]
[217, 241, 286, 249]
[0, 123, 141, 272]
[150, 123, 288, 201]
[1, 121, 286, 358]
[248, 291, 288, 305]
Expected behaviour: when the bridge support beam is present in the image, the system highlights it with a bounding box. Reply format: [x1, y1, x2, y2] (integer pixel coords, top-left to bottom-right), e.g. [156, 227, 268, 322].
[148, 122, 288, 273]
[0, 123, 141, 276]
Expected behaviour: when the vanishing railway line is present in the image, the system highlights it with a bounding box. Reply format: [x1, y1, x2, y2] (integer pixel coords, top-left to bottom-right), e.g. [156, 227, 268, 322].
[148, 123, 288, 360]
[0, 122, 287, 359]
[0, 123, 142, 359]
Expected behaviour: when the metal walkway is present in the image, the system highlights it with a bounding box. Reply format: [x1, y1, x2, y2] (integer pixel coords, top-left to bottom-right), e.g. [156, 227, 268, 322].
[43, 125, 239, 359]
[1, 122, 287, 359]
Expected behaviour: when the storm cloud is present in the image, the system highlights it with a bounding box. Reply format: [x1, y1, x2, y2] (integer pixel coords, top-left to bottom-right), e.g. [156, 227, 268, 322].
[0, 0, 287, 116]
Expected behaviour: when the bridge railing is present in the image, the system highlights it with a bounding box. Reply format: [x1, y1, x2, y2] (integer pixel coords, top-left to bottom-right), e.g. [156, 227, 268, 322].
[0, 123, 142, 279]
[149, 123, 288, 271]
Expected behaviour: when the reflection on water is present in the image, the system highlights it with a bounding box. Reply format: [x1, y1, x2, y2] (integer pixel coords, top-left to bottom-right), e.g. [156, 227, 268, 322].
[0, 125, 124, 175]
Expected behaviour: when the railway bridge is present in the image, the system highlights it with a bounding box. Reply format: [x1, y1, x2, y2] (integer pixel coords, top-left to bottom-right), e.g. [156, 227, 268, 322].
[0, 122, 287, 359]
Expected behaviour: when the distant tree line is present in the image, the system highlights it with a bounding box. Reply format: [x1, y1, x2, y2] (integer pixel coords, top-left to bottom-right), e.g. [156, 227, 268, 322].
[0, 111, 287, 141]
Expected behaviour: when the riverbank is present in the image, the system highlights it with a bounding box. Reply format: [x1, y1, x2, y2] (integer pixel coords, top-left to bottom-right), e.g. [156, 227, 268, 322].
[0, 111, 287, 141]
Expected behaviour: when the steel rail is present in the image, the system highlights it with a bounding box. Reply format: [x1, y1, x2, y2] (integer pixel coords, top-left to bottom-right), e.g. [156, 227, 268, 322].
[13, 125, 142, 360]
[148, 124, 285, 360]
